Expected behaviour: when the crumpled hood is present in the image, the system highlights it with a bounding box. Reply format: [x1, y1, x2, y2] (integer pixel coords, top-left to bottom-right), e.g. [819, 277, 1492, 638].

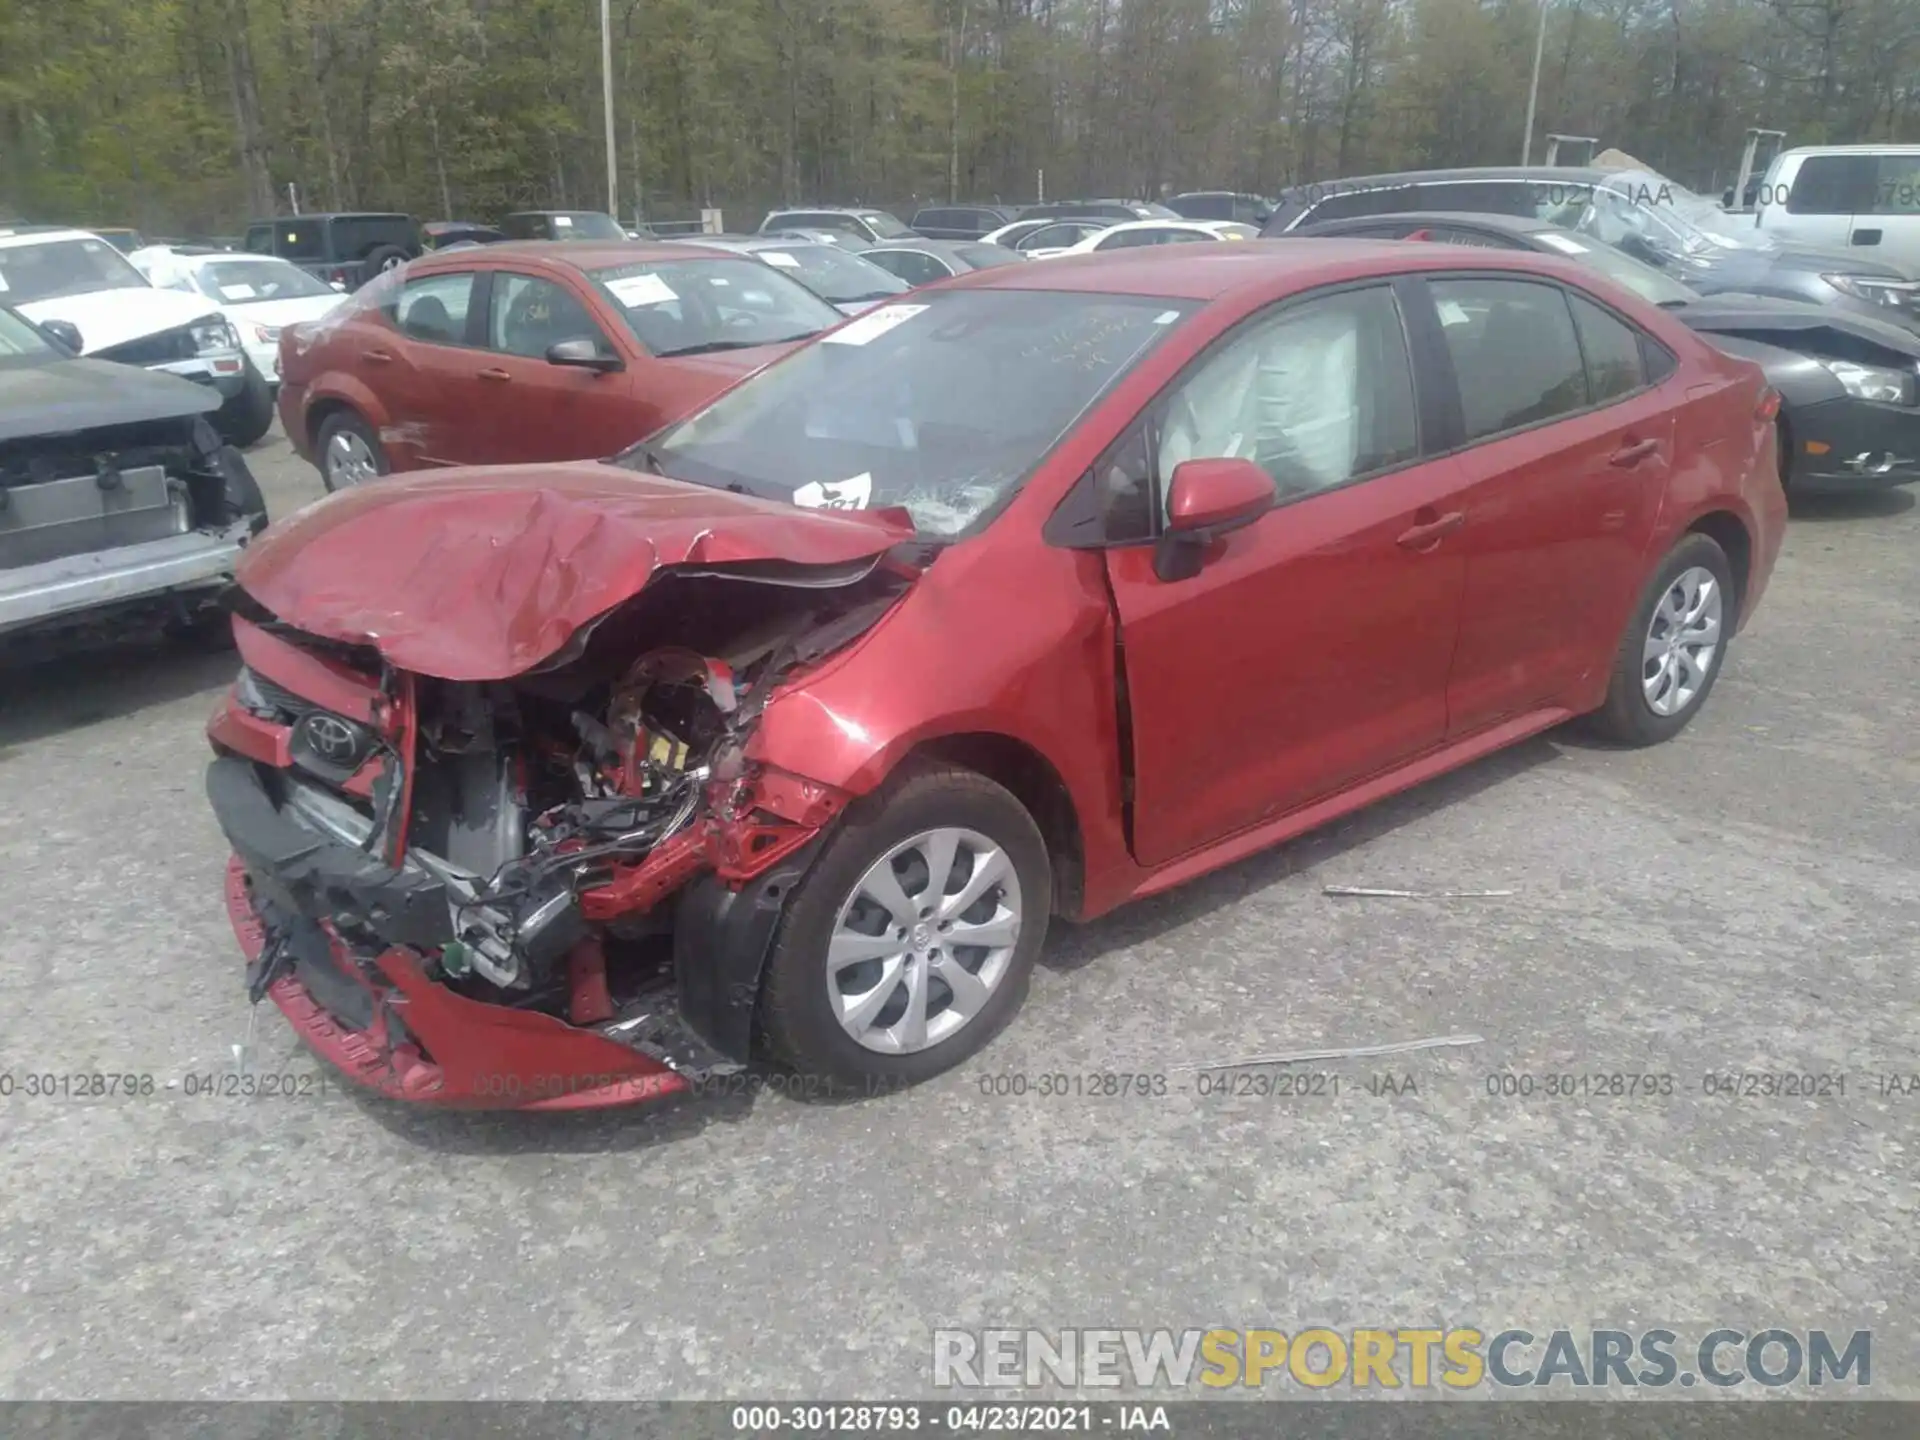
[236, 463, 916, 680]
[16, 286, 222, 353]
[1671, 292, 1920, 358]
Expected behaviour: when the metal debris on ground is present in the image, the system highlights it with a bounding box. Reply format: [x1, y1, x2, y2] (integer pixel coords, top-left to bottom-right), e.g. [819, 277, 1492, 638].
[1323, 884, 1516, 898]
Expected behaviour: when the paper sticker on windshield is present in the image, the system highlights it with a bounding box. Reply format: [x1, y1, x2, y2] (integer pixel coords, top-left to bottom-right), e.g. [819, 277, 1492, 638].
[221, 283, 257, 300]
[1436, 300, 1471, 326]
[762, 251, 802, 268]
[793, 473, 874, 510]
[1536, 233, 1589, 255]
[823, 303, 927, 346]
[607, 273, 677, 307]
[554, 214, 574, 228]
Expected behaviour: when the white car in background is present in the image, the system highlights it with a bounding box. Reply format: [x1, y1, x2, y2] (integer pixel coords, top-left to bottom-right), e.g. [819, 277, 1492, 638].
[1043, 219, 1262, 257]
[131, 247, 344, 386]
[0, 226, 257, 437]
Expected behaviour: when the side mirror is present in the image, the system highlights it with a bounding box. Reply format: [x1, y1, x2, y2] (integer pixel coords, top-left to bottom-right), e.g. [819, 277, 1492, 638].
[40, 318, 84, 353]
[546, 337, 624, 373]
[1155, 457, 1276, 581]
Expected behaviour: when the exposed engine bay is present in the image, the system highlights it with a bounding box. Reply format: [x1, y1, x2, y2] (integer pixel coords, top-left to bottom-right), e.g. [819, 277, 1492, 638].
[211, 557, 913, 1086]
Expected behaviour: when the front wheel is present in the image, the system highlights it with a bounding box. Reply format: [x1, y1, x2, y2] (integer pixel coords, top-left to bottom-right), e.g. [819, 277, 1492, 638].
[1587, 532, 1737, 746]
[214, 357, 275, 448]
[758, 761, 1051, 1091]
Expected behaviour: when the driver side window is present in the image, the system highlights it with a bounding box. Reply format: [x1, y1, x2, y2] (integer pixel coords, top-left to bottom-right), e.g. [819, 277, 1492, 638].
[487, 273, 613, 359]
[1153, 285, 1418, 517]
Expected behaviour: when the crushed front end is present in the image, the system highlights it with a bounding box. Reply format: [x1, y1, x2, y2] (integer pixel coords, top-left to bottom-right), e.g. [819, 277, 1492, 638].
[205, 561, 904, 1108]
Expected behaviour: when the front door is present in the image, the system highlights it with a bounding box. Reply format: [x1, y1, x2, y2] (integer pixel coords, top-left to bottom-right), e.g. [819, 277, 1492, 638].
[474, 270, 640, 464]
[1101, 283, 1473, 868]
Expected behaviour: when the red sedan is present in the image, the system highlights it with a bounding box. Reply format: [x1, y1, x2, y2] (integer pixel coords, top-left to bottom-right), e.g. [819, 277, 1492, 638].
[274, 241, 844, 490]
[209, 241, 1784, 1108]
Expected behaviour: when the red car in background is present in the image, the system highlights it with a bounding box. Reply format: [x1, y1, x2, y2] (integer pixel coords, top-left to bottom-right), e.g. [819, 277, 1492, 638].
[275, 241, 843, 490]
[210, 242, 1784, 1110]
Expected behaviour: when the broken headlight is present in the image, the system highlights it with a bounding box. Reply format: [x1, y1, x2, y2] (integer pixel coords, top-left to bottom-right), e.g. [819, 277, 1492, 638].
[190, 315, 240, 356]
[1821, 358, 1916, 406]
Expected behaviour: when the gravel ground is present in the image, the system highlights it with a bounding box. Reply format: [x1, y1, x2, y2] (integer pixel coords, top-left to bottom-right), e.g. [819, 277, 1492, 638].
[1, 426, 1915, 1401]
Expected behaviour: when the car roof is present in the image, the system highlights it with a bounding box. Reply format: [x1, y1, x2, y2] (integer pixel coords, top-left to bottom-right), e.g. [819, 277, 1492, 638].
[415, 239, 754, 271]
[1282, 166, 1613, 197]
[944, 238, 1595, 301]
[0, 226, 110, 249]
[247, 212, 412, 223]
[767, 205, 892, 217]
[1779, 144, 1920, 157]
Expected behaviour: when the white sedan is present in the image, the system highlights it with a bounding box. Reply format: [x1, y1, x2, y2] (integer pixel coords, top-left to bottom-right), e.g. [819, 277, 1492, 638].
[1039, 219, 1262, 257]
[130, 248, 345, 384]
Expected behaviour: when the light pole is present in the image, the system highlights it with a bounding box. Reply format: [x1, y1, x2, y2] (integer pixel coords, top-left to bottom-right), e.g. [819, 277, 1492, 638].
[1521, 0, 1549, 165]
[600, 0, 618, 216]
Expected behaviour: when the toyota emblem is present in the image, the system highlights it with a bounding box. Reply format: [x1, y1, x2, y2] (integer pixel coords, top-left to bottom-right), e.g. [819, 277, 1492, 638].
[298, 712, 366, 767]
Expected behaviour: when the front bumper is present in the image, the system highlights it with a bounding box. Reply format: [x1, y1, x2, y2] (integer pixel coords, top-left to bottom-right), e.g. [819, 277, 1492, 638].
[1788, 395, 1920, 491]
[210, 756, 693, 1109]
[151, 352, 248, 399]
[0, 519, 251, 635]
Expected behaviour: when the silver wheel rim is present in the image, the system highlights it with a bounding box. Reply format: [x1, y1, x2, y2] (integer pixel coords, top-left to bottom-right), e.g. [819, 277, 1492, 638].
[827, 826, 1021, 1055]
[1642, 565, 1722, 716]
[325, 430, 378, 488]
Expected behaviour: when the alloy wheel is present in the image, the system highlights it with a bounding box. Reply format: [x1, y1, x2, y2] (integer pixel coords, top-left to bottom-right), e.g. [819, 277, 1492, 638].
[324, 430, 379, 488]
[826, 827, 1022, 1055]
[1642, 564, 1722, 716]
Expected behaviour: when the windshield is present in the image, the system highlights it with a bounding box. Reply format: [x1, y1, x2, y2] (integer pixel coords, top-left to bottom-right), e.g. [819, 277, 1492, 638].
[758, 245, 910, 304]
[637, 289, 1193, 537]
[584, 256, 842, 356]
[0, 305, 58, 363]
[1530, 229, 1700, 305]
[0, 237, 149, 303]
[196, 258, 336, 304]
[509, 212, 627, 241]
[860, 212, 914, 239]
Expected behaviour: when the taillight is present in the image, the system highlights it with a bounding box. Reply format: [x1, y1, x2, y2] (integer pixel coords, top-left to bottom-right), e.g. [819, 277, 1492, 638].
[1756, 388, 1782, 422]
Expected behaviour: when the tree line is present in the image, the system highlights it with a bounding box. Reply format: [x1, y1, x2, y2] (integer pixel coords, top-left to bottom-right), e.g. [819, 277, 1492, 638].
[1, 0, 1915, 235]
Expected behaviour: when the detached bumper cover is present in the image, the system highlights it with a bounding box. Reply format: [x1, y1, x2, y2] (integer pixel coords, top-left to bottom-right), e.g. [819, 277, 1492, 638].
[209, 756, 690, 1109]
[0, 519, 250, 635]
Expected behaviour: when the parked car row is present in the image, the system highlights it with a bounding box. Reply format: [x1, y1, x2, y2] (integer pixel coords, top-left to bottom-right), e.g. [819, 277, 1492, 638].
[187, 227, 1798, 1116]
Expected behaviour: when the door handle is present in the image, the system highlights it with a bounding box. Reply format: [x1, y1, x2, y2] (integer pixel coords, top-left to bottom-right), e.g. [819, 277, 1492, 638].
[1851, 229, 1882, 245]
[362, 348, 393, 365]
[1395, 510, 1465, 549]
[477, 367, 511, 382]
[1609, 437, 1661, 467]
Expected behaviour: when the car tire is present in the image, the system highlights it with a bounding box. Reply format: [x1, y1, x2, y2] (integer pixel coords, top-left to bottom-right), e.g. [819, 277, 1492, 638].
[315, 410, 386, 492]
[359, 245, 411, 288]
[213, 444, 269, 533]
[214, 357, 275, 448]
[757, 760, 1051, 1092]
[1587, 532, 1738, 747]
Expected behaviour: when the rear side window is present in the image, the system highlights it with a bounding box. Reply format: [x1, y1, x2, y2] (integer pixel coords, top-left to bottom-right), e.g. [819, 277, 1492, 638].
[1303, 186, 1417, 224]
[1864, 155, 1920, 216]
[1568, 294, 1646, 402]
[1430, 277, 1589, 440]
[243, 224, 274, 254]
[391, 271, 474, 344]
[1786, 156, 1876, 216]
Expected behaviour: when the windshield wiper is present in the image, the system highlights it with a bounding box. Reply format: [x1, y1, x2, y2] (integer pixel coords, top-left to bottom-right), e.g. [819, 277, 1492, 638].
[654, 338, 785, 357]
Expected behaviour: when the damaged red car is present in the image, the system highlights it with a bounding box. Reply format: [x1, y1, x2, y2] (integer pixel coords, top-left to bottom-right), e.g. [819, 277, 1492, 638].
[206, 243, 1786, 1109]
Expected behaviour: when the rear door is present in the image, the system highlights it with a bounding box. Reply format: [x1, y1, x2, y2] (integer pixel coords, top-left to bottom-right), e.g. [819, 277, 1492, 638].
[1772, 153, 1872, 252]
[1100, 281, 1474, 866]
[1417, 275, 1673, 734]
[369, 268, 484, 467]
[472, 268, 640, 463]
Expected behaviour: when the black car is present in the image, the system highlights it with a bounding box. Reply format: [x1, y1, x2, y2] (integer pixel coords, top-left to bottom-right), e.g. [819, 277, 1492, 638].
[1, 302, 266, 641]
[241, 213, 423, 291]
[499, 211, 628, 242]
[1169, 191, 1273, 224]
[1289, 210, 1920, 496]
[857, 239, 1027, 285]
[1261, 166, 1920, 333]
[423, 220, 508, 249]
[907, 205, 1016, 240]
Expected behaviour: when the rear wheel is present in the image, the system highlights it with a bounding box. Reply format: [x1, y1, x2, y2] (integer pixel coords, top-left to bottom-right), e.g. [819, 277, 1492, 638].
[359, 245, 410, 288]
[758, 761, 1051, 1091]
[1587, 533, 1736, 746]
[315, 410, 386, 492]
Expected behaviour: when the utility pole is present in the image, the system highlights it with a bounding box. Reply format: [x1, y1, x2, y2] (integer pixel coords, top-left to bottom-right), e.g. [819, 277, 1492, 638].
[1521, 0, 1549, 165]
[600, 0, 618, 215]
